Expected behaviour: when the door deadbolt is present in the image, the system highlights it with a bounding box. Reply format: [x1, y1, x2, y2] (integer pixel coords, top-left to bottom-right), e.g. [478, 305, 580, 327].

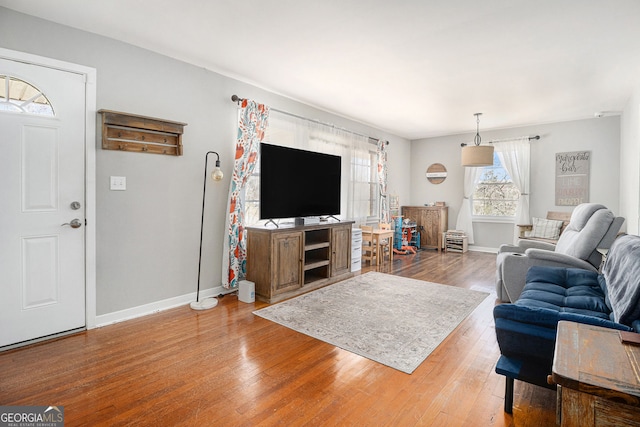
[70, 201, 81, 210]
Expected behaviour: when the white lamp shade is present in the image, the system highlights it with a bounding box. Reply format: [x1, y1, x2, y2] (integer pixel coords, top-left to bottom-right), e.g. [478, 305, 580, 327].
[461, 145, 494, 167]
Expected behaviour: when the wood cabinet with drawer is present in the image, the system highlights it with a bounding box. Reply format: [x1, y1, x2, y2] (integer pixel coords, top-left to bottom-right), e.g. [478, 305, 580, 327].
[401, 206, 448, 251]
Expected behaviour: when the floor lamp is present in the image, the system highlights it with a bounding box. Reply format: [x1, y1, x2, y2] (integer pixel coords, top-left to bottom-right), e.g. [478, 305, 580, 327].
[190, 151, 224, 311]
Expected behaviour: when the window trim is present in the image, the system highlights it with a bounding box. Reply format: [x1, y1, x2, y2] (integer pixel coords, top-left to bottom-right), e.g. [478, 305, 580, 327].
[471, 214, 516, 224]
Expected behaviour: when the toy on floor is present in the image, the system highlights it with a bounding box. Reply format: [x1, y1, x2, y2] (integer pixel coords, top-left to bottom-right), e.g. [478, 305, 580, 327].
[393, 245, 417, 255]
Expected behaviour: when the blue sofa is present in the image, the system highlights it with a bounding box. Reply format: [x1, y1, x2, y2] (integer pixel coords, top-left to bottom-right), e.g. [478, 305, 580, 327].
[493, 234, 640, 413]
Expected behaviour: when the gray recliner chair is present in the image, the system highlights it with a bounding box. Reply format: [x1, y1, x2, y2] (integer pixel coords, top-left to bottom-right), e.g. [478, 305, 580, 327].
[496, 203, 624, 302]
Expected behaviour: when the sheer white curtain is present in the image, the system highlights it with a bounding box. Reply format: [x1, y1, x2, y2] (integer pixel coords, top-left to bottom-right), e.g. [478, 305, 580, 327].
[347, 140, 377, 226]
[264, 111, 372, 224]
[455, 167, 484, 244]
[494, 137, 531, 243]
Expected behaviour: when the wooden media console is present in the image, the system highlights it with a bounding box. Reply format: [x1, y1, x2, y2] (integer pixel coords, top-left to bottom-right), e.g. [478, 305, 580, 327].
[246, 221, 354, 303]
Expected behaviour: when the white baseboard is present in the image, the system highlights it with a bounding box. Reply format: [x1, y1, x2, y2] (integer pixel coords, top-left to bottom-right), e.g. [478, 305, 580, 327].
[93, 285, 229, 328]
[468, 245, 498, 254]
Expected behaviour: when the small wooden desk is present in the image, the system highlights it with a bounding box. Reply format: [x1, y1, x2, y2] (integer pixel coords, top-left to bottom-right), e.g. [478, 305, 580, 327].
[372, 229, 394, 265]
[551, 321, 640, 426]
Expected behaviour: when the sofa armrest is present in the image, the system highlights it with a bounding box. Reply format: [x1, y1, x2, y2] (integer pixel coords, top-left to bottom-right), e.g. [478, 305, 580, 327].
[525, 249, 599, 271]
[493, 304, 558, 363]
[518, 240, 557, 251]
[494, 303, 560, 329]
[499, 240, 556, 254]
[498, 243, 525, 254]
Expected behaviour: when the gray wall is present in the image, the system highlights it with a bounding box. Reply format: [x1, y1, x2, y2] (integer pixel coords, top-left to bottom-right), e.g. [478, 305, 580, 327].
[410, 116, 622, 249]
[0, 8, 411, 316]
[621, 85, 640, 235]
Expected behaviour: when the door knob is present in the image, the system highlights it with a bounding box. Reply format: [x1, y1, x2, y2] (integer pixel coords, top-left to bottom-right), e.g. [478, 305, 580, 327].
[62, 219, 82, 229]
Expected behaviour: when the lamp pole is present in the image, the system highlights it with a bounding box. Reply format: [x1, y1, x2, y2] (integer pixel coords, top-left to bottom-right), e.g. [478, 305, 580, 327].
[191, 151, 223, 310]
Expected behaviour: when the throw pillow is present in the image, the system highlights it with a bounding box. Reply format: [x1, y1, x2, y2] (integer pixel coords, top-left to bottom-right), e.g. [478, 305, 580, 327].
[527, 217, 564, 239]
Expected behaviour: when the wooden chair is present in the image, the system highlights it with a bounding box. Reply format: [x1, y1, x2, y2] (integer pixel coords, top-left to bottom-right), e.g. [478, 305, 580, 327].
[377, 223, 392, 264]
[361, 225, 375, 265]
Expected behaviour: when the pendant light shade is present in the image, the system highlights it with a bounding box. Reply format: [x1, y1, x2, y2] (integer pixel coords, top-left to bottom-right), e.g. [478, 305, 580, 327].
[461, 145, 494, 166]
[461, 113, 494, 167]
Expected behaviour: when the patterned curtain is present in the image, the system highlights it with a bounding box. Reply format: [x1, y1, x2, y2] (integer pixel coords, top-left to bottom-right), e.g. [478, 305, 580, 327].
[222, 99, 270, 289]
[377, 140, 389, 223]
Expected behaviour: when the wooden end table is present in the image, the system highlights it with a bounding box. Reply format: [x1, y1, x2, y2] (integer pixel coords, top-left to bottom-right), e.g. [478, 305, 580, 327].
[551, 321, 640, 426]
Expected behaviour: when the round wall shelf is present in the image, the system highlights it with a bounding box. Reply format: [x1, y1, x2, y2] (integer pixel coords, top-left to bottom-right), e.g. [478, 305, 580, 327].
[426, 163, 447, 184]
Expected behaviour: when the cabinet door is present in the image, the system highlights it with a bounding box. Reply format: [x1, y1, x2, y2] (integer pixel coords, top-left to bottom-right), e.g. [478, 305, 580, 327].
[330, 225, 351, 277]
[423, 209, 440, 248]
[439, 208, 448, 250]
[272, 232, 303, 295]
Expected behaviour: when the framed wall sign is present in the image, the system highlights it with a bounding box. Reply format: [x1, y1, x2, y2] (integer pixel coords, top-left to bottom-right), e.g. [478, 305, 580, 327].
[555, 151, 590, 206]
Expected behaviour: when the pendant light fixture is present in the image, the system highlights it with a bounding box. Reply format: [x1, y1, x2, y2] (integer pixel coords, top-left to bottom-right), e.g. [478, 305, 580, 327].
[461, 113, 494, 167]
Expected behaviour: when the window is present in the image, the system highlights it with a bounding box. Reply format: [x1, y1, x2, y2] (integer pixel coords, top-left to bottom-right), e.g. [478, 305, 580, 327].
[244, 112, 377, 226]
[244, 142, 378, 226]
[0, 76, 54, 116]
[472, 153, 520, 217]
[350, 148, 379, 221]
[244, 120, 296, 226]
[245, 162, 261, 226]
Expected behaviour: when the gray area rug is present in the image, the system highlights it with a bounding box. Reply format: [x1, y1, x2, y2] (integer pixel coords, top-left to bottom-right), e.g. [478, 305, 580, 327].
[253, 271, 489, 374]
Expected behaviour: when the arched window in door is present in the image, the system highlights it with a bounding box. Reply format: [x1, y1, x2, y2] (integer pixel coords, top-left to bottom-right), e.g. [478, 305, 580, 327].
[0, 75, 54, 116]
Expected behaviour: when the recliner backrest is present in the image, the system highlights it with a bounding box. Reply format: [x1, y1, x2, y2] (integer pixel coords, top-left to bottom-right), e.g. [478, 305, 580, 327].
[554, 203, 623, 267]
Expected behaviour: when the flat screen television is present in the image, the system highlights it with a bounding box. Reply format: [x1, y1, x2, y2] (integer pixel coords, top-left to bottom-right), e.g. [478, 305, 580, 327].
[260, 143, 341, 220]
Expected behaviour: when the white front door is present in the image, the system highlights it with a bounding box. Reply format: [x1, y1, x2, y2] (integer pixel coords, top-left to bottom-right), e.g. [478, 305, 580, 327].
[0, 58, 87, 348]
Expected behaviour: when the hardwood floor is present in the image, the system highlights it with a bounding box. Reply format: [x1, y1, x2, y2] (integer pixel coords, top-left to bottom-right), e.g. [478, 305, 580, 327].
[0, 250, 556, 426]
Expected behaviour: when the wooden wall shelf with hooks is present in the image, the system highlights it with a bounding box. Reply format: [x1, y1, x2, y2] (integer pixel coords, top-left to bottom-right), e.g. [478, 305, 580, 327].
[98, 110, 187, 156]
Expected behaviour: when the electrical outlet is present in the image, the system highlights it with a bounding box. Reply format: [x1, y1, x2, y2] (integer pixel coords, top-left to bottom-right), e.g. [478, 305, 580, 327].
[110, 176, 126, 191]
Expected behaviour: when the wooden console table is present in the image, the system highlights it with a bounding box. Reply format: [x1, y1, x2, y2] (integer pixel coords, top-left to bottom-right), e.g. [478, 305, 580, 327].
[551, 321, 640, 426]
[246, 221, 354, 303]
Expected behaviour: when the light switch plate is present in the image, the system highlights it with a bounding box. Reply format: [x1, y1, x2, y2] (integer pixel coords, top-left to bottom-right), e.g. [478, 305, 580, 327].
[110, 176, 126, 191]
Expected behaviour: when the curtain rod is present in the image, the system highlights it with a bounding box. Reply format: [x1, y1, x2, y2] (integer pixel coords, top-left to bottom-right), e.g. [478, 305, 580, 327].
[460, 135, 540, 147]
[230, 95, 388, 145]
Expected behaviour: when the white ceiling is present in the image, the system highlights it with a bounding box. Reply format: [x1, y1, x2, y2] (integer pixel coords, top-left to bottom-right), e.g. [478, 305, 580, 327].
[3, 0, 640, 139]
